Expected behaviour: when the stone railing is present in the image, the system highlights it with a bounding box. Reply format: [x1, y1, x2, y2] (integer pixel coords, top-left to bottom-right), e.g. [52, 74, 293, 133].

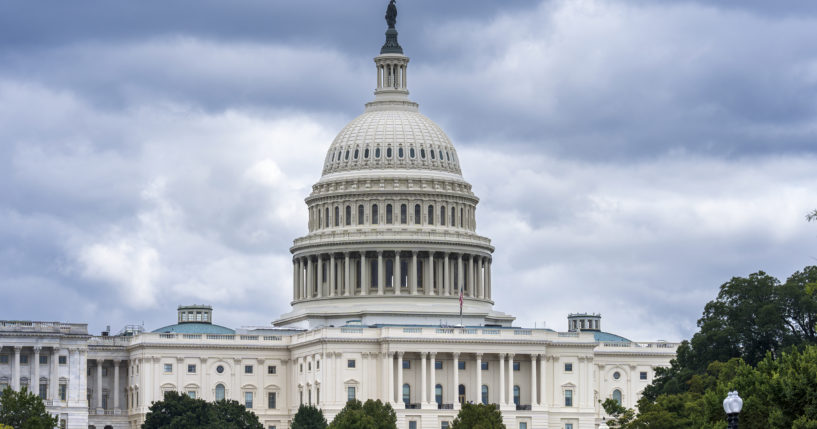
[0, 321, 88, 335]
[599, 341, 680, 351]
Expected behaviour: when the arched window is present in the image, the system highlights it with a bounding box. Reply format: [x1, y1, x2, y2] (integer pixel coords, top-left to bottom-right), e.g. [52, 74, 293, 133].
[409, 148, 415, 158]
[375, 147, 381, 158]
[364, 148, 370, 159]
[513, 385, 520, 406]
[324, 207, 329, 228]
[354, 149, 359, 159]
[372, 204, 379, 224]
[386, 204, 393, 224]
[440, 206, 446, 225]
[400, 204, 407, 224]
[435, 384, 443, 405]
[612, 389, 622, 405]
[358, 205, 364, 225]
[345, 150, 350, 160]
[427, 205, 434, 225]
[420, 149, 426, 159]
[458, 384, 466, 405]
[402, 384, 410, 405]
[398, 147, 404, 158]
[345, 206, 351, 226]
[387, 147, 393, 158]
[414, 204, 421, 224]
[481, 385, 489, 405]
[451, 207, 455, 226]
[215, 384, 225, 401]
[430, 149, 435, 159]
[334, 206, 339, 227]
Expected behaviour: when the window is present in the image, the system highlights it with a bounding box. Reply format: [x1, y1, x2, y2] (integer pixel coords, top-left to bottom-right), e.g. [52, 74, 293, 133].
[513, 362, 520, 371]
[441, 423, 450, 429]
[431, 149, 436, 160]
[458, 361, 465, 370]
[481, 361, 489, 370]
[39, 355, 47, 365]
[451, 207, 455, 226]
[215, 384, 225, 401]
[564, 389, 573, 407]
[20, 355, 28, 364]
[103, 367, 109, 377]
[435, 384, 443, 405]
[564, 363, 573, 372]
[519, 423, 527, 429]
[364, 148, 370, 159]
[387, 147, 393, 158]
[245, 365, 253, 374]
[244, 391, 253, 408]
[59, 383, 67, 401]
[398, 147, 404, 158]
[0, 382, 8, 391]
[402, 360, 410, 369]
[428, 205, 434, 225]
[565, 424, 573, 429]
[375, 147, 381, 158]
[613, 371, 620, 380]
[334, 206, 340, 226]
[421, 149, 426, 159]
[410, 148, 415, 158]
[513, 385, 520, 406]
[0, 355, 7, 364]
[188, 364, 196, 374]
[268, 392, 277, 409]
[441, 206, 446, 225]
[347, 359, 356, 368]
[386, 204, 393, 224]
[612, 389, 622, 405]
[216, 365, 224, 374]
[324, 207, 329, 227]
[435, 361, 443, 370]
[409, 422, 417, 429]
[163, 364, 172, 373]
[347, 386, 356, 401]
[345, 206, 351, 226]
[358, 205, 364, 225]
[640, 371, 648, 380]
[481, 385, 489, 404]
[308, 362, 312, 371]
[353, 149, 359, 159]
[402, 383, 410, 405]
[39, 383, 47, 399]
[268, 365, 277, 375]
[458, 384, 465, 405]
[345, 150, 349, 160]
[372, 204, 379, 224]
[300, 364, 303, 373]
[414, 204, 421, 224]
[187, 391, 196, 399]
[400, 204, 407, 224]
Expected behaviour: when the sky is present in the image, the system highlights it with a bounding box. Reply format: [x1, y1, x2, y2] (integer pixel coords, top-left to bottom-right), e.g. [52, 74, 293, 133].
[1, 0, 816, 342]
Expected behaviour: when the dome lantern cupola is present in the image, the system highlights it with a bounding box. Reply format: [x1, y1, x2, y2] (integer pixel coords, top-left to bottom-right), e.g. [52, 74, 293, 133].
[370, 0, 415, 111]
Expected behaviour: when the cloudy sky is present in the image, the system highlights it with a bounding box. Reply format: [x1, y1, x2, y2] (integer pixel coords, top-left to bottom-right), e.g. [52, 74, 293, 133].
[1, 0, 815, 341]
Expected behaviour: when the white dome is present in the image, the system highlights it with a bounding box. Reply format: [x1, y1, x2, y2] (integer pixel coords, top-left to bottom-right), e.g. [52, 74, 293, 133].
[321, 109, 462, 176]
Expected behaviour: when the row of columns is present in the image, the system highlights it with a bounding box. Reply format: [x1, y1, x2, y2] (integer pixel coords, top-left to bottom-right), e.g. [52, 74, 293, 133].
[0, 345, 88, 404]
[91, 359, 123, 411]
[308, 203, 477, 233]
[377, 62, 407, 90]
[293, 251, 492, 301]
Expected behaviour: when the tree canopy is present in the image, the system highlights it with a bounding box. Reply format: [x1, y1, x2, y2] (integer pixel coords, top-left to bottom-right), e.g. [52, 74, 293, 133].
[141, 391, 263, 429]
[451, 403, 506, 429]
[292, 404, 327, 429]
[0, 386, 59, 429]
[327, 399, 396, 429]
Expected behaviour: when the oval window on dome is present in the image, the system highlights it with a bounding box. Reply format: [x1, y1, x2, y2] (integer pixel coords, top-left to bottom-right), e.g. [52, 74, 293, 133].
[364, 148, 370, 159]
[398, 147, 404, 158]
[420, 149, 426, 159]
[430, 150, 435, 160]
[345, 150, 350, 160]
[354, 149, 359, 159]
[439, 150, 444, 160]
[409, 148, 415, 158]
[446, 151, 450, 161]
[386, 147, 393, 158]
[375, 148, 381, 158]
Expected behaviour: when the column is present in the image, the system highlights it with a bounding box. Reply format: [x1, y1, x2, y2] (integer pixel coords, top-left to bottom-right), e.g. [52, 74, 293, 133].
[478, 257, 485, 299]
[330, 254, 336, 296]
[394, 251, 401, 295]
[96, 360, 103, 409]
[530, 355, 537, 406]
[467, 254, 474, 297]
[539, 354, 546, 407]
[486, 259, 492, 299]
[443, 253, 450, 296]
[361, 252, 368, 295]
[306, 257, 313, 299]
[396, 352, 404, 405]
[377, 251, 385, 295]
[507, 354, 515, 406]
[344, 252, 351, 296]
[420, 352, 427, 404]
[114, 360, 121, 411]
[387, 352, 394, 404]
[457, 254, 464, 297]
[410, 251, 418, 294]
[50, 347, 59, 401]
[12, 346, 21, 391]
[498, 353, 505, 405]
[426, 253, 434, 295]
[429, 353, 436, 406]
[293, 260, 298, 300]
[33, 347, 41, 398]
[452, 353, 460, 408]
[475, 353, 482, 404]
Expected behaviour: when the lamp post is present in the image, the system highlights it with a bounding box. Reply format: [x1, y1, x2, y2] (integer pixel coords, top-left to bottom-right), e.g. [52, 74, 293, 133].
[723, 391, 743, 429]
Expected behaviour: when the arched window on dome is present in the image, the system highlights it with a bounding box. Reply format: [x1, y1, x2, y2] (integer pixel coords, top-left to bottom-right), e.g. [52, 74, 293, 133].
[420, 149, 426, 159]
[345, 206, 351, 226]
[451, 207, 455, 226]
[439, 150, 443, 160]
[612, 389, 622, 405]
[398, 147, 404, 158]
[414, 204, 421, 225]
[345, 150, 350, 160]
[446, 151, 451, 161]
[400, 204, 407, 224]
[386, 204, 393, 224]
[481, 385, 489, 405]
[386, 259, 394, 288]
[430, 149, 435, 160]
[371, 204, 379, 224]
[440, 206, 446, 225]
[354, 149, 359, 159]
[409, 148, 415, 158]
[324, 208, 329, 228]
[387, 147, 393, 158]
[427, 205, 434, 225]
[334, 206, 339, 227]
[358, 205, 364, 225]
[364, 148, 369, 159]
[215, 384, 225, 401]
[375, 148, 381, 158]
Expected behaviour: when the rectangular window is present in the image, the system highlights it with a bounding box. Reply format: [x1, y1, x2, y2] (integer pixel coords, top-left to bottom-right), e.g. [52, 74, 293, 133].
[409, 422, 417, 429]
[59, 384, 67, 401]
[187, 391, 196, 399]
[0, 355, 7, 364]
[164, 363, 173, 373]
[481, 361, 489, 370]
[244, 391, 253, 409]
[268, 365, 277, 375]
[39, 383, 47, 399]
[565, 425, 573, 429]
[519, 423, 527, 429]
[269, 426, 276, 429]
[640, 371, 648, 380]
[268, 392, 277, 409]
[441, 422, 450, 429]
[245, 365, 253, 374]
[347, 359, 356, 368]
[435, 361, 443, 370]
[58, 355, 67, 365]
[564, 390, 573, 407]
[458, 361, 466, 370]
[39, 355, 48, 365]
[513, 362, 520, 371]
[188, 364, 197, 374]
[20, 355, 29, 364]
[564, 363, 573, 372]
[347, 386, 356, 401]
[402, 360, 411, 369]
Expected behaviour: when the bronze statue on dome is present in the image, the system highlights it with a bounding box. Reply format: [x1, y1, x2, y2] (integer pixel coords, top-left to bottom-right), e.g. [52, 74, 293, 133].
[385, 0, 397, 29]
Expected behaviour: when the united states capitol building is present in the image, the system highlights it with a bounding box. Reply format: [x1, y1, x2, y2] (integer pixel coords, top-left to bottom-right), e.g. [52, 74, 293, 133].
[0, 6, 677, 429]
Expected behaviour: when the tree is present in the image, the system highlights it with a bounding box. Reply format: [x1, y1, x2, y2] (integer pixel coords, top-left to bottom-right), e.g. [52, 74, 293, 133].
[292, 404, 327, 429]
[600, 398, 634, 428]
[328, 399, 396, 429]
[451, 403, 505, 429]
[141, 391, 263, 429]
[210, 399, 264, 429]
[807, 209, 817, 222]
[0, 386, 59, 429]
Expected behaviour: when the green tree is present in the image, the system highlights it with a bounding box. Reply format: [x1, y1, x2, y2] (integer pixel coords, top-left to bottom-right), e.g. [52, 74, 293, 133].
[600, 398, 634, 428]
[141, 391, 263, 429]
[292, 404, 327, 429]
[451, 403, 505, 429]
[210, 399, 264, 429]
[328, 399, 396, 429]
[0, 386, 59, 429]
